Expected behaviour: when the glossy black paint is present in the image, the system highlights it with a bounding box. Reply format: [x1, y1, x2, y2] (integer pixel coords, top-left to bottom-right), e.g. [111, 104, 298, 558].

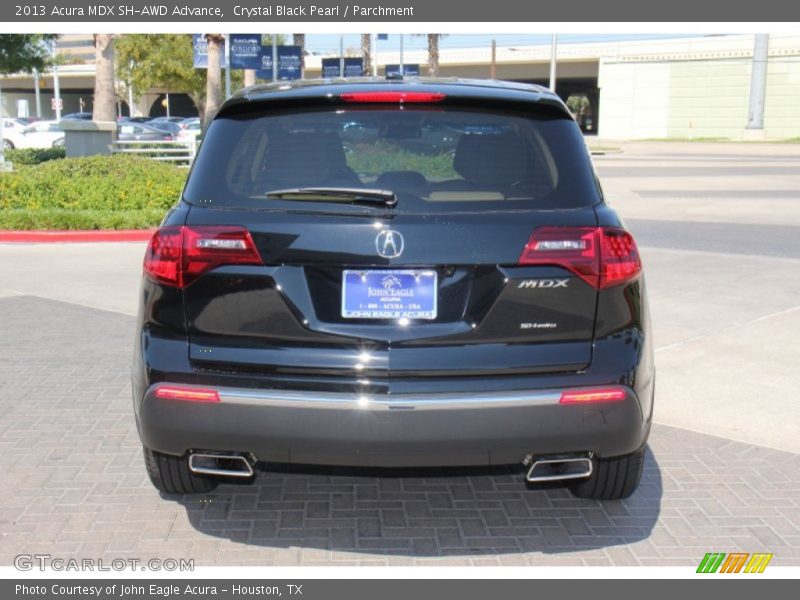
[132, 79, 654, 467]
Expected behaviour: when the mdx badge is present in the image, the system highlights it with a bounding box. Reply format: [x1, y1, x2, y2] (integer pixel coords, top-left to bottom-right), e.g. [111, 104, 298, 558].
[518, 279, 569, 289]
[375, 230, 404, 258]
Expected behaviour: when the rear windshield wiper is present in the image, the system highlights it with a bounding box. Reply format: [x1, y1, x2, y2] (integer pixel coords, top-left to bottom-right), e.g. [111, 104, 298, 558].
[265, 187, 397, 208]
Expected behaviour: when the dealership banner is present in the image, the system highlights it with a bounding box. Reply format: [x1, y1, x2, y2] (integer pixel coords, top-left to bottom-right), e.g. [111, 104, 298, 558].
[228, 33, 262, 70]
[322, 57, 364, 78]
[4, 0, 799, 22]
[256, 45, 304, 80]
[191, 33, 225, 69]
[386, 63, 419, 77]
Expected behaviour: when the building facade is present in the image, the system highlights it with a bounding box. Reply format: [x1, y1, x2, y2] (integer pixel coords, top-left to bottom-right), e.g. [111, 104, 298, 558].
[2, 34, 799, 140]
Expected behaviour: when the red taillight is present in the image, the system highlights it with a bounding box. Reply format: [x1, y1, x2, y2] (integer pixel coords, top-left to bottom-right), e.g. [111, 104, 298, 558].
[144, 226, 182, 285]
[144, 226, 262, 288]
[518, 226, 641, 289]
[339, 92, 446, 104]
[518, 226, 599, 288]
[559, 387, 627, 404]
[598, 228, 642, 289]
[154, 385, 220, 402]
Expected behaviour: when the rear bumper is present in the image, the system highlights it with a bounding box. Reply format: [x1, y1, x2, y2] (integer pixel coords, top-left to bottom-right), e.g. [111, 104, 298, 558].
[137, 383, 650, 467]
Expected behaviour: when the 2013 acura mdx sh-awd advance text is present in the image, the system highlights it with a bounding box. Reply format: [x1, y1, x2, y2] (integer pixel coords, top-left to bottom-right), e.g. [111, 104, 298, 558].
[132, 78, 654, 500]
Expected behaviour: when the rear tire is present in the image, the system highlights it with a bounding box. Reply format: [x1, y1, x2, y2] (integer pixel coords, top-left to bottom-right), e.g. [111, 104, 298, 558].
[568, 448, 645, 500]
[143, 447, 218, 494]
[2, 139, 13, 151]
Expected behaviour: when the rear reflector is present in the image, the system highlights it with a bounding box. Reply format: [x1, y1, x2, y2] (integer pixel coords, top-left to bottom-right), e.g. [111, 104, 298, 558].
[559, 387, 627, 404]
[340, 92, 446, 104]
[154, 385, 220, 403]
[518, 226, 642, 289]
[144, 225, 262, 288]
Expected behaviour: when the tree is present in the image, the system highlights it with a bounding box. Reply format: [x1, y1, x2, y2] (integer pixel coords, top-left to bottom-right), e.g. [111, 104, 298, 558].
[427, 34, 443, 77]
[292, 33, 305, 71]
[1, 34, 57, 162]
[361, 34, 372, 76]
[116, 34, 208, 121]
[0, 34, 57, 74]
[92, 34, 117, 121]
[204, 34, 224, 127]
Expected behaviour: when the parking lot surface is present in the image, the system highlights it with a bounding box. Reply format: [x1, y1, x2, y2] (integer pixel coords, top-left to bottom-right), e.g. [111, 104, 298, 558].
[1, 142, 799, 566]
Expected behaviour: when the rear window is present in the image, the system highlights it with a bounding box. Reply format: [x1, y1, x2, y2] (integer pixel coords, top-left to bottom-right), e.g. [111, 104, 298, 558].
[184, 105, 601, 212]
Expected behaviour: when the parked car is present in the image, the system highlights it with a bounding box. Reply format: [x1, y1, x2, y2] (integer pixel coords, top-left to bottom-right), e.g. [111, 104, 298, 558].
[147, 120, 182, 137]
[180, 117, 200, 129]
[3, 120, 64, 149]
[150, 116, 187, 125]
[117, 122, 174, 141]
[133, 79, 654, 500]
[61, 112, 93, 120]
[176, 119, 201, 142]
[3, 117, 28, 132]
[119, 116, 153, 124]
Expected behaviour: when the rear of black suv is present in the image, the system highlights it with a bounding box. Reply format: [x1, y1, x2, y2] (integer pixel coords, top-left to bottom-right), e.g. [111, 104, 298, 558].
[132, 79, 654, 500]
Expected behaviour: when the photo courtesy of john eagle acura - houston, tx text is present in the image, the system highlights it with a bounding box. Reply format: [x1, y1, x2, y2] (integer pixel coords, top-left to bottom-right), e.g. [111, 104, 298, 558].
[132, 77, 654, 501]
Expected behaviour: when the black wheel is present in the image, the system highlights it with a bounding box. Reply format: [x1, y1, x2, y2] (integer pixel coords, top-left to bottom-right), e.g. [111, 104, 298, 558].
[143, 447, 218, 494]
[2, 139, 13, 151]
[568, 448, 645, 500]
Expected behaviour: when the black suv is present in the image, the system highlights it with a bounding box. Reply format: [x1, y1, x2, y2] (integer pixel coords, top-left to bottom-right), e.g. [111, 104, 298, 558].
[133, 79, 654, 500]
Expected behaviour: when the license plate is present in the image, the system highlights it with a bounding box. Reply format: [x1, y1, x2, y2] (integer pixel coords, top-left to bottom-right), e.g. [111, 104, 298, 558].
[341, 270, 438, 320]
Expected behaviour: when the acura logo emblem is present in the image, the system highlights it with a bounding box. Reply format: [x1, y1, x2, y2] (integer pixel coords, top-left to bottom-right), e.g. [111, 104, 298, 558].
[375, 230, 404, 258]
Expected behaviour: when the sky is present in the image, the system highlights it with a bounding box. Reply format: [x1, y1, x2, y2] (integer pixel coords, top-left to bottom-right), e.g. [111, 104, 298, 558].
[304, 34, 707, 55]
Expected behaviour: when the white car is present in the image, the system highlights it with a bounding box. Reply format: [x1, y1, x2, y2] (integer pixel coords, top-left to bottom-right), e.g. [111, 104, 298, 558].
[2, 118, 30, 149]
[3, 120, 64, 150]
[176, 119, 201, 143]
[3, 118, 28, 133]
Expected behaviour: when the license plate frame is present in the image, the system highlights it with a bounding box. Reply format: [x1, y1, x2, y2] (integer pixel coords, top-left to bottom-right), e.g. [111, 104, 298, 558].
[341, 269, 438, 320]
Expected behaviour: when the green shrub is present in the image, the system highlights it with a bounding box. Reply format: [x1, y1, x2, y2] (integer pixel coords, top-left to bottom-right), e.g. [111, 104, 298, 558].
[5, 147, 66, 165]
[0, 208, 168, 230]
[0, 155, 187, 229]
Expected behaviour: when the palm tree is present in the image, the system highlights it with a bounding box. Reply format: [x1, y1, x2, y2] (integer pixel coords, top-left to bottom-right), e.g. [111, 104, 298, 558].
[92, 34, 117, 121]
[292, 33, 305, 72]
[427, 34, 442, 77]
[361, 34, 372, 76]
[203, 34, 224, 129]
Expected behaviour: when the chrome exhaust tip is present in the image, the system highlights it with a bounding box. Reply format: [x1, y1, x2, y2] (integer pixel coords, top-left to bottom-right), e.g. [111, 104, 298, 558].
[526, 455, 593, 483]
[189, 452, 256, 478]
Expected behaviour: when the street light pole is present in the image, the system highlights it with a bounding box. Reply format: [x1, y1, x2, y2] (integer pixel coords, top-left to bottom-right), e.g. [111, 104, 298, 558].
[746, 34, 769, 131]
[224, 34, 232, 99]
[399, 34, 404, 75]
[0, 83, 6, 167]
[549, 34, 558, 93]
[34, 68, 42, 118]
[371, 33, 377, 76]
[339, 35, 344, 77]
[127, 60, 134, 117]
[272, 38, 278, 82]
[52, 41, 62, 121]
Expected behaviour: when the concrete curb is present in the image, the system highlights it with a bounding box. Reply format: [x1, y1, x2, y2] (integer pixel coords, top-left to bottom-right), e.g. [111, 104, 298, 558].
[0, 230, 154, 243]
